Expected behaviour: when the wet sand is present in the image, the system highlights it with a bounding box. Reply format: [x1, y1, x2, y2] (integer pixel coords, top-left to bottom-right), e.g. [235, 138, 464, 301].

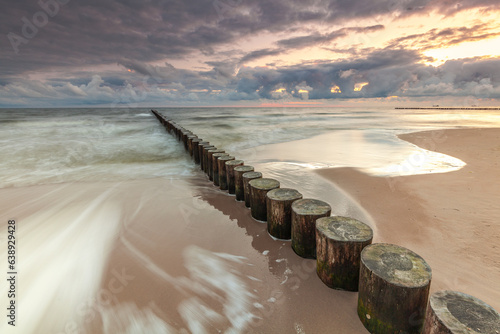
[316, 128, 500, 312]
[0, 177, 368, 333]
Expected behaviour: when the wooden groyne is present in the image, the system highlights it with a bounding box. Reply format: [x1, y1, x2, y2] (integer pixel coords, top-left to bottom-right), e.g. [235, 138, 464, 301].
[151, 109, 500, 334]
[395, 107, 500, 110]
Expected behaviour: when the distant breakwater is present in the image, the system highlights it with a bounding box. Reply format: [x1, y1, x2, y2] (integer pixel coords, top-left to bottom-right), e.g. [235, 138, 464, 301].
[395, 107, 500, 110]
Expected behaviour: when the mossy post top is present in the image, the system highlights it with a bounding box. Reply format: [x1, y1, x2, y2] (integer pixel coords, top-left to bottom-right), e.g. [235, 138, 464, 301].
[208, 149, 225, 154]
[234, 166, 254, 173]
[316, 216, 373, 243]
[430, 290, 500, 334]
[361, 243, 432, 288]
[226, 159, 244, 166]
[242, 171, 262, 179]
[292, 198, 331, 216]
[267, 188, 302, 201]
[249, 178, 280, 190]
[212, 153, 228, 159]
[218, 155, 235, 162]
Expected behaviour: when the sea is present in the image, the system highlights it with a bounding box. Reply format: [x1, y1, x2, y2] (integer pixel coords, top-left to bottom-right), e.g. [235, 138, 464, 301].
[1, 106, 500, 189]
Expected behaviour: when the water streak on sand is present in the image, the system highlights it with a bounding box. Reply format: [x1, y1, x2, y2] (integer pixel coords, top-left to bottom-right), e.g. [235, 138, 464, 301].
[120, 236, 257, 333]
[0, 186, 122, 334]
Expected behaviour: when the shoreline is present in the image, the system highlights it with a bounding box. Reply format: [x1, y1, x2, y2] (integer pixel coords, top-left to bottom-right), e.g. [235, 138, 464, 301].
[316, 127, 500, 311]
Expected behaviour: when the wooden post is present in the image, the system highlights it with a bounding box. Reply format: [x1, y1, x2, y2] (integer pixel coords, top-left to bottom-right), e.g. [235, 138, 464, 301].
[249, 178, 280, 221]
[203, 145, 215, 174]
[358, 243, 432, 334]
[291, 199, 331, 258]
[218, 155, 235, 190]
[212, 153, 228, 186]
[175, 126, 182, 141]
[423, 290, 500, 334]
[266, 188, 303, 240]
[182, 130, 192, 150]
[234, 166, 254, 202]
[192, 139, 201, 164]
[207, 149, 225, 181]
[187, 135, 197, 157]
[225, 160, 244, 195]
[242, 172, 262, 208]
[315, 216, 373, 291]
[197, 142, 210, 170]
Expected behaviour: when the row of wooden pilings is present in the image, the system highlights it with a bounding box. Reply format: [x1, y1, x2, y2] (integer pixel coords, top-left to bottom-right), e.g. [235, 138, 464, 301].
[151, 110, 500, 334]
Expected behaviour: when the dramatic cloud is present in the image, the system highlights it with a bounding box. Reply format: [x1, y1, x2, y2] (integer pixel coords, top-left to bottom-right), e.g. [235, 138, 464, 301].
[0, 0, 499, 106]
[385, 24, 500, 51]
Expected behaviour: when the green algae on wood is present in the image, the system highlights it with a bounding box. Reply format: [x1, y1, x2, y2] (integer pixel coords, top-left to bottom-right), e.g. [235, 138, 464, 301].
[358, 243, 432, 334]
[234, 166, 254, 201]
[315, 216, 373, 291]
[291, 199, 331, 259]
[249, 178, 280, 221]
[423, 290, 500, 334]
[266, 188, 303, 240]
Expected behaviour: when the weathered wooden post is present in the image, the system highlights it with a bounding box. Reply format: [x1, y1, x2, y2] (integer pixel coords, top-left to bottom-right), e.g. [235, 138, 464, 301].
[423, 290, 500, 334]
[207, 149, 225, 181]
[182, 130, 192, 150]
[212, 153, 229, 186]
[266, 188, 303, 240]
[192, 139, 201, 164]
[187, 135, 197, 157]
[358, 243, 432, 334]
[218, 155, 235, 190]
[249, 178, 280, 221]
[234, 166, 254, 202]
[315, 216, 373, 291]
[197, 142, 210, 170]
[175, 126, 182, 141]
[203, 145, 216, 174]
[291, 199, 331, 258]
[242, 172, 262, 208]
[225, 160, 244, 194]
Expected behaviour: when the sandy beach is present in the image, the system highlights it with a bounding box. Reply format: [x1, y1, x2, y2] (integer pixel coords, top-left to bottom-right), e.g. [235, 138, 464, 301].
[1, 127, 499, 334]
[317, 128, 500, 312]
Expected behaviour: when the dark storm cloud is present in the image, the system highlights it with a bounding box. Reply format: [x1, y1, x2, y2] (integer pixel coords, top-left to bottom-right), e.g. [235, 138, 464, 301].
[2, 0, 498, 77]
[276, 25, 384, 49]
[231, 49, 500, 100]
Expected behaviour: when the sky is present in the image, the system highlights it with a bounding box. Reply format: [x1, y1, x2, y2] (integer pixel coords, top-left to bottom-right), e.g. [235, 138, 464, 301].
[1, 0, 500, 107]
